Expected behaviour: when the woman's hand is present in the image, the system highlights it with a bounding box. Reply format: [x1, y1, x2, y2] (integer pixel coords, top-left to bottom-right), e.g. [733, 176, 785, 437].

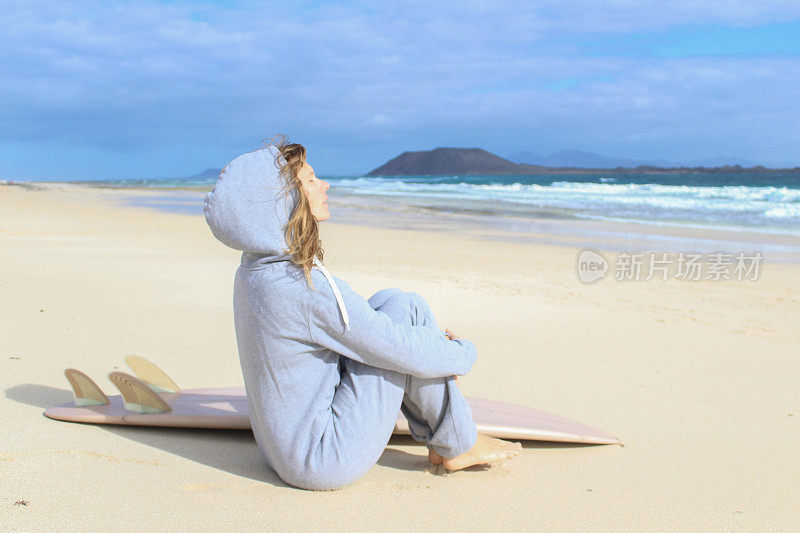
[444, 328, 460, 341]
[444, 328, 462, 383]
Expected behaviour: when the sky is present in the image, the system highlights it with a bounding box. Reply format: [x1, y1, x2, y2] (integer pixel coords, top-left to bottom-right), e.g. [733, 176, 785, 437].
[2, 0, 800, 180]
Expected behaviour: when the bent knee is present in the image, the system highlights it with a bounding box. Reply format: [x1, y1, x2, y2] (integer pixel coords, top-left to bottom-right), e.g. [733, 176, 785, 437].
[367, 287, 403, 309]
[372, 290, 437, 328]
[397, 291, 434, 318]
[387, 290, 428, 308]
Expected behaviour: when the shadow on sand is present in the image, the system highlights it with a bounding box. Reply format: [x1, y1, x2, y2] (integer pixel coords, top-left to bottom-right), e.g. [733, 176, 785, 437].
[7, 383, 608, 488]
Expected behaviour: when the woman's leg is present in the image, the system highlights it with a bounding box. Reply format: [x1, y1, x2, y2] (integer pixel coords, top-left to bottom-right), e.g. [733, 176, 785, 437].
[368, 290, 478, 459]
[365, 287, 404, 310]
[303, 289, 477, 490]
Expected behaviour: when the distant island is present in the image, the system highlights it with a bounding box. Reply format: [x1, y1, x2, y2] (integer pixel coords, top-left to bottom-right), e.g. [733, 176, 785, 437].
[367, 148, 799, 176]
[186, 168, 222, 180]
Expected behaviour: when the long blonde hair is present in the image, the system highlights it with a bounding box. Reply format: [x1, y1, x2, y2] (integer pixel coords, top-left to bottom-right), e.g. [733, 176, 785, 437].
[271, 134, 323, 289]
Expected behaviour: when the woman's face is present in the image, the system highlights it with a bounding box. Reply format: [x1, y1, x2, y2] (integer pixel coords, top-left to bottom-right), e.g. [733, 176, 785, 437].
[298, 161, 330, 222]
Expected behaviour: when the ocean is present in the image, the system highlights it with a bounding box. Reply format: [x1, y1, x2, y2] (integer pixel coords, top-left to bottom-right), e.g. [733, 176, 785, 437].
[50, 171, 800, 236]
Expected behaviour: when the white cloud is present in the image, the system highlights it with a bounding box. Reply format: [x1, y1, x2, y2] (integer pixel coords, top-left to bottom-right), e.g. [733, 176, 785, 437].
[0, 0, 798, 175]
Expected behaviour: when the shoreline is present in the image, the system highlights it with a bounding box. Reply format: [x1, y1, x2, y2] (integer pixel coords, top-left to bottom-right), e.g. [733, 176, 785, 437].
[10, 181, 800, 264]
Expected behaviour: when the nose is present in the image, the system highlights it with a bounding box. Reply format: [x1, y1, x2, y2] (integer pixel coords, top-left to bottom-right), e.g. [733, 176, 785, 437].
[322, 180, 330, 192]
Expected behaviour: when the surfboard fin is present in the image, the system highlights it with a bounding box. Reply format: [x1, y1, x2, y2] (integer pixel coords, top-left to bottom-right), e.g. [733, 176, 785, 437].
[108, 371, 172, 414]
[64, 368, 110, 407]
[123, 355, 180, 393]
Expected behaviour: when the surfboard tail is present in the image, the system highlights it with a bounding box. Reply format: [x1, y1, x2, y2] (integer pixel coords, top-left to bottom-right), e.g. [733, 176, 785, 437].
[108, 371, 172, 414]
[64, 368, 110, 407]
[124, 355, 180, 393]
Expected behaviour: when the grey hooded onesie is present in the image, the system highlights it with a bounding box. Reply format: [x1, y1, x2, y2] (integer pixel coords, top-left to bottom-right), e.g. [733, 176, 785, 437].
[203, 147, 478, 490]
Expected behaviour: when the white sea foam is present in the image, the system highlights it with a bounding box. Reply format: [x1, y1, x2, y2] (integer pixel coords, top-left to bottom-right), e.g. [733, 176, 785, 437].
[327, 177, 800, 232]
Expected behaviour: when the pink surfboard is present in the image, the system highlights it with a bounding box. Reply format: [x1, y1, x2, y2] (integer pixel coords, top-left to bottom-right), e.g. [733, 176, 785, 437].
[44, 358, 619, 445]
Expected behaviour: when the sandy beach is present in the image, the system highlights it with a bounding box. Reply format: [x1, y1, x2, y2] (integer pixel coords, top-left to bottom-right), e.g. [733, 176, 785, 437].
[2, 182, 799, 531]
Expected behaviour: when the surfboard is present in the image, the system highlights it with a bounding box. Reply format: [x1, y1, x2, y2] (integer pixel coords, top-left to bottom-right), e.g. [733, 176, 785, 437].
[44, 356, 620, 445]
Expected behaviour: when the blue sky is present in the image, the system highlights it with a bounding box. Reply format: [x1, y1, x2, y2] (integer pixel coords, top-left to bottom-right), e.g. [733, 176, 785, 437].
[2, 0, 800, 179]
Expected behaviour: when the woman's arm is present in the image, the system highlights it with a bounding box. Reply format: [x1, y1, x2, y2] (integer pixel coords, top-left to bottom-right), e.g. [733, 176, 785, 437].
[305, 275, 476, 379]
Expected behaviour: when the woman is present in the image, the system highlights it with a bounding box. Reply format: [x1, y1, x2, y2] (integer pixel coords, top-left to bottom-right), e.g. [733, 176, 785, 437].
[203, 137, 521, 490]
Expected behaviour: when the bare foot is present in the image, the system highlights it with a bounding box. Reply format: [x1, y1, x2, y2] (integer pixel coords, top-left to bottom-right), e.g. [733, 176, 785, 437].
[428, 447, 444, 465]
[427, 434, 522, 471]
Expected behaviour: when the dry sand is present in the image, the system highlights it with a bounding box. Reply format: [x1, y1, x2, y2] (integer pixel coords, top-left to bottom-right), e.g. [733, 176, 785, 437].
[2, 183, 799, 531]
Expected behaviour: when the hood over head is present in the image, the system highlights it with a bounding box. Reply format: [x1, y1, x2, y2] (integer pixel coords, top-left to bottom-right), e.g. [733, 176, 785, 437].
[203, 146, 299, 269]
[203, 145, 351, 330]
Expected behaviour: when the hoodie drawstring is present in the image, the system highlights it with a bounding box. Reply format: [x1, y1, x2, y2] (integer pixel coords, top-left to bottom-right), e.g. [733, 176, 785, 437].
[313, 257, 351, 332]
